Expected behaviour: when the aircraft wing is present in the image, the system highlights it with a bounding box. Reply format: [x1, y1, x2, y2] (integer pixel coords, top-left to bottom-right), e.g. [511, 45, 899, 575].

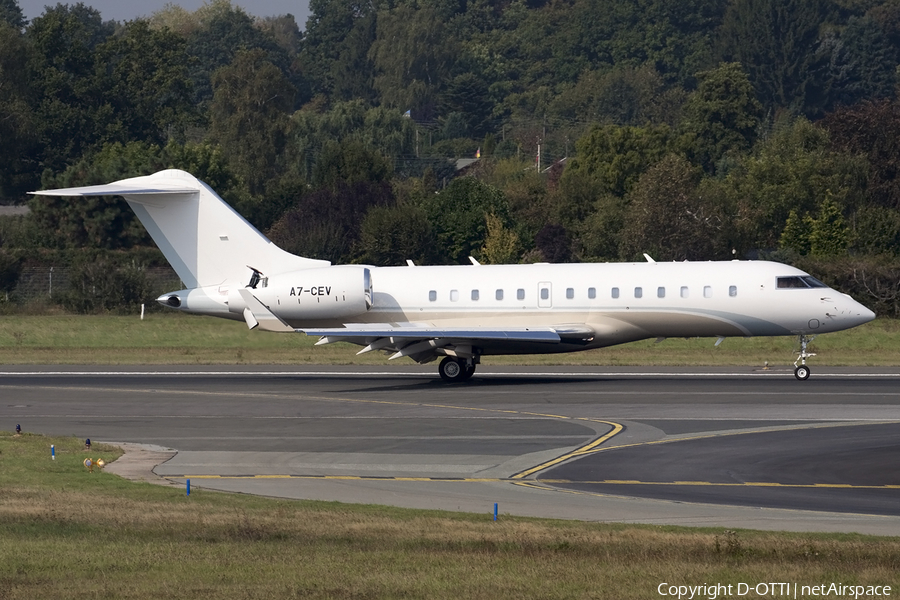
[301, 325, 593, 362]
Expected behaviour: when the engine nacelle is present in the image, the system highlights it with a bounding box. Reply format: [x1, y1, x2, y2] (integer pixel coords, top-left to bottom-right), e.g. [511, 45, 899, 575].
[245, 265, 372, 322]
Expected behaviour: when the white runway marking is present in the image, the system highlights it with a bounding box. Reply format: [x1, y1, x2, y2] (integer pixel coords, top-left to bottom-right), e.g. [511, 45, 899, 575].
[2, 370, 900, 377]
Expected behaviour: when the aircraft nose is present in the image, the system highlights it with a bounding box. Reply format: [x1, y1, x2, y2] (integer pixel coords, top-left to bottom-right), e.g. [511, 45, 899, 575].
[845, 297, 875, 326]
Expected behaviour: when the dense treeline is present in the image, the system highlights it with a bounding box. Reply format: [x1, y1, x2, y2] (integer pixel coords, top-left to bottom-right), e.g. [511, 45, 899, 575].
[1, 0, 900, 316]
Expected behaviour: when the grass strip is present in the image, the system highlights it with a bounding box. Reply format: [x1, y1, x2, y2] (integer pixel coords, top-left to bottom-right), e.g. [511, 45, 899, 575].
[0, 313, 897, 366]
[2, 432, 900, 599]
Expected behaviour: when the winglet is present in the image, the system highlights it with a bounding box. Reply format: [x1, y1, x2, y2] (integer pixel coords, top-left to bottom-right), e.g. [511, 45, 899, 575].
[236, 289, 294, 333]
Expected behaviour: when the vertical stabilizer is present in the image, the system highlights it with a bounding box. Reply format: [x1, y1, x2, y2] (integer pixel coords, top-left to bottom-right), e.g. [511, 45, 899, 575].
[32, 169, 329, 288]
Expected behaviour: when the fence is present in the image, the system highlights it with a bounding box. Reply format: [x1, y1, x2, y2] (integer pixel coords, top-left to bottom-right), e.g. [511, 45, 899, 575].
[8, 266, 183, 304]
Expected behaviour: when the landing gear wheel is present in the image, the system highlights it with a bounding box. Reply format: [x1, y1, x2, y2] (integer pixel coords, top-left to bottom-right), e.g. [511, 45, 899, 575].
[793, 334, 816, 381]
[439, 357, 466, 383]
[461, 363, 476, 381]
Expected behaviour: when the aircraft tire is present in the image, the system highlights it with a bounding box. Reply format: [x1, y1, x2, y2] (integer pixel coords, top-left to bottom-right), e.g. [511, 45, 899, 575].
[461, 363, 476, 381]
[794, 365, 811, 381]
[439, 357, 466, 383]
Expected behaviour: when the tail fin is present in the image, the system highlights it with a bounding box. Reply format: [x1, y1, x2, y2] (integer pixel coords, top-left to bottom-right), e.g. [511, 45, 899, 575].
[31, 169, 329, 288]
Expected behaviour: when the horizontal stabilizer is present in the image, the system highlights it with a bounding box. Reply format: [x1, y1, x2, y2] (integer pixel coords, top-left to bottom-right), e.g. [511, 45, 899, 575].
[30, 183, 198, 197]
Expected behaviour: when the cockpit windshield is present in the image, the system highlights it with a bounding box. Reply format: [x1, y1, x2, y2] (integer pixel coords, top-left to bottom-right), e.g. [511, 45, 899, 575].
[776, 276, 828, 289]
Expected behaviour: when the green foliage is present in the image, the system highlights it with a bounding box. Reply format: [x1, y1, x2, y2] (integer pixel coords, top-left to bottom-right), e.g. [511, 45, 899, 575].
[721, 118, 866, 250]
[678, 62, 762, 173]
[619, 154, 725, 261]
[822, 98, 900, 209]
[184, 2, 290, 107]
[564, 124, 671, 197]
[852, 205, 900, 255]
[25, 3, 116, 172]
[267, 180, 395, 263]
[57, 251, 156, 313]
[93, 20, 195, 146]
[0, 248, 23, 293]
[424, 177, 509, 264]
[311, 139, 392, 190]
[716, 0, 831, 113]
[0, 0, 25, 29]
[0, 23, 37, 197]
[210, 48, 295, 195]
[357, 204, 436, 266]
[808, 195, 850, 255]
[479, 212, 520, 264]
[370, 4, 459, 119]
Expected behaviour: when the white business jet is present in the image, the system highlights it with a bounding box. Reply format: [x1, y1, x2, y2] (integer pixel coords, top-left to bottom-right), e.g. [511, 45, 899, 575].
[32, 169, 875, 382]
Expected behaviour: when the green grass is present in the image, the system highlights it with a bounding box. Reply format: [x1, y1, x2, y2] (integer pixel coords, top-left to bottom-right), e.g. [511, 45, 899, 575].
[2, 432, 900, 599]
[0, 312, 898, 366]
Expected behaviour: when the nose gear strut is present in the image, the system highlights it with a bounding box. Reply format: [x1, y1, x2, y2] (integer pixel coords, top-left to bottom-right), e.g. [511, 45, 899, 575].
[793, 334, 817, 380]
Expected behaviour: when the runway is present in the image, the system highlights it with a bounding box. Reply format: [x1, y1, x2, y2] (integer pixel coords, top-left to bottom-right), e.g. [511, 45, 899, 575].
[3, 365, 900, 534]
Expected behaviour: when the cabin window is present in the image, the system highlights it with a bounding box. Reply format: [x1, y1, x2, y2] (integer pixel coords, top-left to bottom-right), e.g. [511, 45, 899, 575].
[566, 288, 574, 299]
[450, 289, 459, 302]
[729, 285, 737, 297]
[517, 288, 525, 300]
[540, 288, 550, 300]
[496, 289, 503, 300]
[611, 287, 620, 299]
[634, 287, 643, 299]
[657, 287, 665, 298]
[471, 289, 479, 301]
[588, 287, 596, 299]
[428, 290, 437, 302]
[703, 286, 712, 298]
[680, 286, 689, 298]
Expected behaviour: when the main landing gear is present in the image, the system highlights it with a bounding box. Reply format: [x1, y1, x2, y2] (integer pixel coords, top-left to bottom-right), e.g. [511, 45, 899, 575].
[793, 334, 816, 381]
[438, 356, 476, 383]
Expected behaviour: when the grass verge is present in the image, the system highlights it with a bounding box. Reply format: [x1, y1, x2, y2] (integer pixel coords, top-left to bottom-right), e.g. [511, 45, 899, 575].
[2, 432, 899, 599]
[0, 313, 898, 366]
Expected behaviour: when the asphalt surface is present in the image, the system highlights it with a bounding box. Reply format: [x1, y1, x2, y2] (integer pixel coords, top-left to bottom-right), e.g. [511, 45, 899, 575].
[3, 365, 900, 534]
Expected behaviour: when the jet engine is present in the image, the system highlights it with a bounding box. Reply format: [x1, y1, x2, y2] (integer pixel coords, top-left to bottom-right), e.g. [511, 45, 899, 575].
[232, 265, 373, 322]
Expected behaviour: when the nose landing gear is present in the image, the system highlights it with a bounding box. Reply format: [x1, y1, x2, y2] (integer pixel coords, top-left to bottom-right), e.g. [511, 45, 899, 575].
[793, 334, 816, 380]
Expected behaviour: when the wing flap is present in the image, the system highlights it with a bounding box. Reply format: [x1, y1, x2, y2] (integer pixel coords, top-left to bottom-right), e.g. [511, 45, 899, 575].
[301, 327, 563, 343]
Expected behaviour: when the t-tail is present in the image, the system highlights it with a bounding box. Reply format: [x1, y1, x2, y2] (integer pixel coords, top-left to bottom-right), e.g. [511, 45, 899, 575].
[30, 169, 335, 326]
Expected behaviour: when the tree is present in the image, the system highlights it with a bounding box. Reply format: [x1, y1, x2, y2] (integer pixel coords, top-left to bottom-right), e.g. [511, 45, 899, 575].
[534, 223, 571, 263]
[25, 3, 115, 171]
[563, 124, 671, 198]
[716, 0, 830, 114]
[0, 23, 37, 197]
[209, 48, 296, 195]
[357, 204, 436, 266]
[423, 177, 509, 264]
[267, 180, 395, 263]
[93, 20, 195, 146]
[480, 212, 520, 264]
[300, 0, 376, 98]
[369, 4, 459, 120]
[0, 0, 25, 29]
[721, 118, 867, 250]
[310, 139, 392, 190]
[822, 99, 900, 210]
[185, 2, 290, 107]
[619, 154, 724, 261]
[678, 62, 762, 173]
